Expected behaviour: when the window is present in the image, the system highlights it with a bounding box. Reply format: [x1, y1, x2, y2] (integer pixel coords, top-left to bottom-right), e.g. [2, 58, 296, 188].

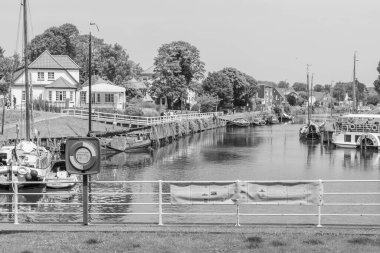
[37, 72, 44, 80]
[105, 93, 114, 103]
[80, 91, 86, 103]
[70, 91, 74, 101]
[91, 93, 95, 103]
[48, 91, 52, 101]
[97, 94, 101, 103]
[344, 135, 352, 142]
[48, 72, 54, 80]
[355, 135, 360, 142]
[22, 91, 25, 101]
[55, 91, 67, 101]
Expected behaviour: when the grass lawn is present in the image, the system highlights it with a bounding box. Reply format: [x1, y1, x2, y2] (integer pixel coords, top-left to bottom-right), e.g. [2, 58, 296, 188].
[0, 230, 379, 253]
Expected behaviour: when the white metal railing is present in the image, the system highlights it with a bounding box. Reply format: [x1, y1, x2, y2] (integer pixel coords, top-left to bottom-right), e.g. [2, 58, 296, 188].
[1, 179, 379, 226]
[62, 109, 223, 126]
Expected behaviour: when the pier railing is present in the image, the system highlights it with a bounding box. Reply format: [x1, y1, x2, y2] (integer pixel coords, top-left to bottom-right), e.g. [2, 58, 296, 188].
[62, 109, 223, 126]
[1, 180, 379, 226]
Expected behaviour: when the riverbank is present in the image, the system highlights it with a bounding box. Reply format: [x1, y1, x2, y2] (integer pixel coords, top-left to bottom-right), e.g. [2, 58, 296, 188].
[0, 225, 379, 252]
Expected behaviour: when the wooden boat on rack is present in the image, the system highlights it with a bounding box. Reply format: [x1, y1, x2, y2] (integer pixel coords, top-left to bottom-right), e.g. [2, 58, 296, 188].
[102, 134, 151, 152]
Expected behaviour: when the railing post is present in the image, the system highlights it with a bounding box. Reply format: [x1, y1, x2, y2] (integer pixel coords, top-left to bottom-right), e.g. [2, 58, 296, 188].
[158, 180, 163, 225]
[235, 180, 240, 227]
[317, 179, 323, 227]
[13, 182, 19, 225]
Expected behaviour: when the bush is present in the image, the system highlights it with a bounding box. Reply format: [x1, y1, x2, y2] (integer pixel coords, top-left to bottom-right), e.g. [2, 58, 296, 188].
[142, 108, 159, 117]
[125, 106, 143, 116]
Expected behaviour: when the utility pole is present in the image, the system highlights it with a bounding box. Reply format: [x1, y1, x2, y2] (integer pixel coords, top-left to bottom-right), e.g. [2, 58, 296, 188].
[23, 0, 30, 140]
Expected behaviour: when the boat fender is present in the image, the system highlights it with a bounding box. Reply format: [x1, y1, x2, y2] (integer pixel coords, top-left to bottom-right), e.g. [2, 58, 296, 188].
[349, 124, 356, 131]
[30, 169, 38, 178]
[371, 125, 378, 132]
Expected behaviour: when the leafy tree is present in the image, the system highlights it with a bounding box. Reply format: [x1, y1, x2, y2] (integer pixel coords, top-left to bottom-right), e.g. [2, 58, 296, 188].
[196, 94, 218, 112]
[29, 24, 141, 85]
[367, 93, 379, 105]
[292, 82, 307, 92]
[313, 84, 323, 92]
[332, 82, 347, 101]
[258, 80, 277, 87]
[0, 53, 20, 133]
[323, 84, 332, 92]
[151, 41, 205, 108]
[220, 67, 257, 106]
[277, 81, 289, 89]
[202, 71, 233, 108]
[287, 94, 297, 106]
[374, 61, 380, 93]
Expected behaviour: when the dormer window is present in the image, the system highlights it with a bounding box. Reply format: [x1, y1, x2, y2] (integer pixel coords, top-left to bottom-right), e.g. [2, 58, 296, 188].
[37, 72, 44, 80]
[48, 72, 54, 80]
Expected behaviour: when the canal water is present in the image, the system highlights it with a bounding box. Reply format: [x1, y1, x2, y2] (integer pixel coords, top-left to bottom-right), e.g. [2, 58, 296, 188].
[1, 123, 379, 225]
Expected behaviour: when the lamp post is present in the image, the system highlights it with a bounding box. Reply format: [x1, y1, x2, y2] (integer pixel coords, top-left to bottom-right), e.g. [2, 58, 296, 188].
[88, 23, 99, 135]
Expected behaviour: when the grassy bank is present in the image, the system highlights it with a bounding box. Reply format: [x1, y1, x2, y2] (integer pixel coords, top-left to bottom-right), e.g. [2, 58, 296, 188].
[1, 116, 126, 140]
[0, 229, 379, 253]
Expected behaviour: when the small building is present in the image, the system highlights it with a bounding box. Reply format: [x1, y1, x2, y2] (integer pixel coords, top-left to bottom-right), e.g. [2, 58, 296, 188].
[11, 50, 80, 108]
[78, 76, 126, 110]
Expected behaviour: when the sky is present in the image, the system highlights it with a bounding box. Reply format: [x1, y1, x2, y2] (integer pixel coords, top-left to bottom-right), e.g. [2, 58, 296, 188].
[1, 0, 380, 86]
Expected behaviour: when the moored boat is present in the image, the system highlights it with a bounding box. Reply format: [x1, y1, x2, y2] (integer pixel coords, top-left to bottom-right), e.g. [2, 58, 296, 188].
[252, 118, 266, 126]
[332, 114, 380, 149]
[0, 141, 52, 189]
[228, 118, 250, 127]
[102, 134, 151, 152]
[299, 121, 322, 140]
[46, 160, 78, 189]
[279, 112, 294, 122]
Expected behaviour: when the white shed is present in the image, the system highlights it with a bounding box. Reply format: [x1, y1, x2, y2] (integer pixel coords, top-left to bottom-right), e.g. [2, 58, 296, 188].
[78, 76, 126, 110]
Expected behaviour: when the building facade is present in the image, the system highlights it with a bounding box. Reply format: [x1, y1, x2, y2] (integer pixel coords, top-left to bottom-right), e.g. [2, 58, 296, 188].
[11, 50, 79, 108]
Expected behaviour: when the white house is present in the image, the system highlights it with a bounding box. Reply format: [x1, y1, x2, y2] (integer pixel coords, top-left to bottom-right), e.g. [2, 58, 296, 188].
[11, 50, 80, 108]
[78, 76, 126, 110]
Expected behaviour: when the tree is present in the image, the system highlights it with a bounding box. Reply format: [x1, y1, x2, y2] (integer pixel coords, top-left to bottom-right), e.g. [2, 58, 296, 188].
[287, 94, 297, 106]
[292, 82, 307, 92]
[323, 84, 332, 93]
[367, 93, 380, 105]
[0, 53, 19, 134]
[277, 81, 289, 89]
[151, 41, 205, 108]
[313, 84, 323, 92]
[29, 24, 141, 85]
[202, 71, 233, 108]
[196, 94, 219, 112]
[374, 61, 380, 93]
[332, 82, 347, 101]
[220, 67, 257, 107]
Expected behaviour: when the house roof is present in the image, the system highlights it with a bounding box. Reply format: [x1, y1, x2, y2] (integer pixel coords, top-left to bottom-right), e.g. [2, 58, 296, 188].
[312, 91, 327, 101]
[124, 78, 147, 89]
[13, 51, 80, 84]
[45, 77, 77, 89]
[29, 50, 80, 69]
[81, 76, 125, 93]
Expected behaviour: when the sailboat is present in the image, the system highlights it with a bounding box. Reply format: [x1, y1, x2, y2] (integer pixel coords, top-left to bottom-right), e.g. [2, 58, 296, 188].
[0, 0, 52, 189]
[299, 67, 322, 140]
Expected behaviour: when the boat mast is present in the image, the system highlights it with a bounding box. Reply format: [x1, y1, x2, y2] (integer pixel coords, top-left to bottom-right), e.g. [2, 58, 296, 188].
[23, 0, 31, 140]
[306, 64, 310, 124]
[311, 73, 314, 115]
[88, 30, 92, 134]
[352, 52, 357, 113]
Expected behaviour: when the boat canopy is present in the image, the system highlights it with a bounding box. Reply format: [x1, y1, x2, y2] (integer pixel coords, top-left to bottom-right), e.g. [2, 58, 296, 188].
[340, 114, 380, 119]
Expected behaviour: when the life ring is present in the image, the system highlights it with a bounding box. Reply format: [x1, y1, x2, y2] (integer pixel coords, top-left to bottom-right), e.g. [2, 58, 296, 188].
[372, 125, 378, 132]
[349, 124, 356, 131]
